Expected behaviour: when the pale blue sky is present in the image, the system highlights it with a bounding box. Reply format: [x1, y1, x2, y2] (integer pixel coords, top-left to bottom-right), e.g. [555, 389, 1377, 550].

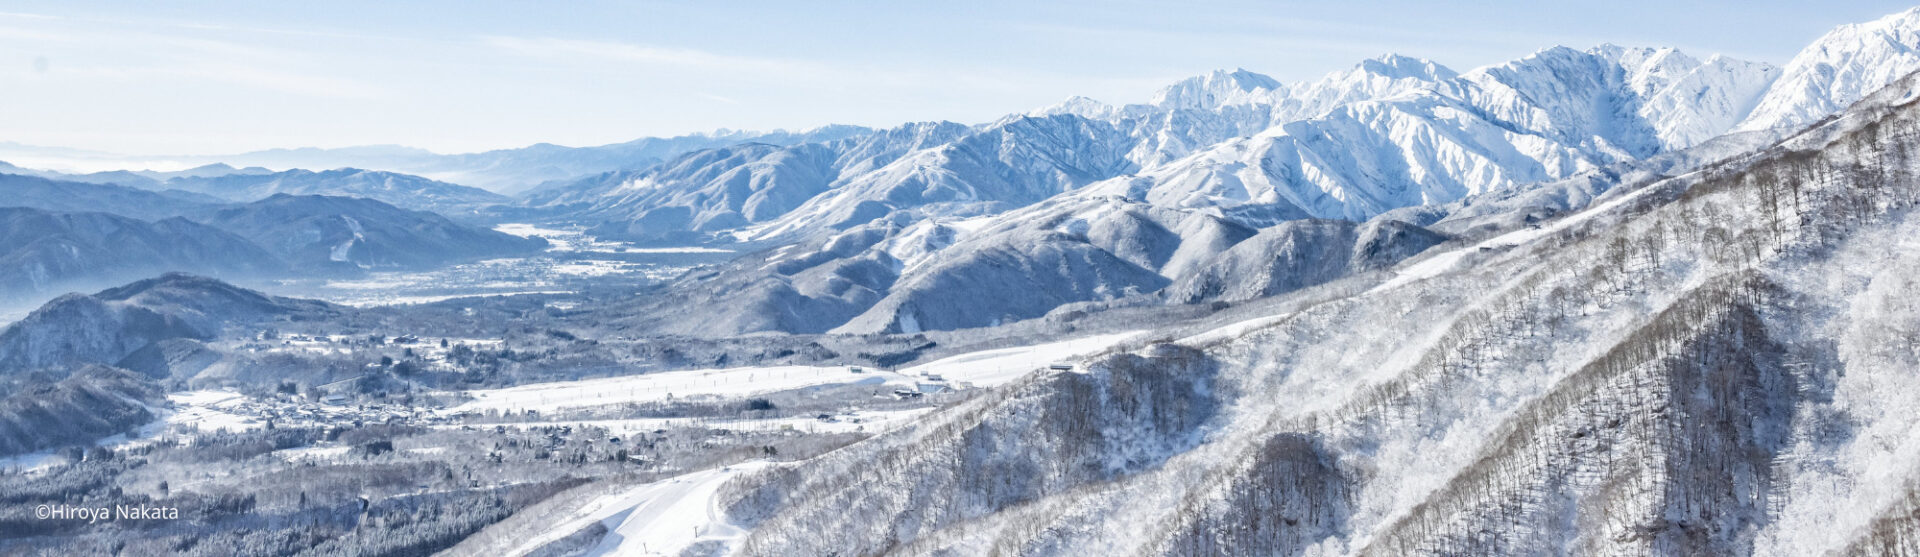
[3, 1, 1915, 156]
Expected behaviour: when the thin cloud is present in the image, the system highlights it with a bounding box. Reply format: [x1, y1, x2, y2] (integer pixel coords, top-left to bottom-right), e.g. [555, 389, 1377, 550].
[0, 20, 387, 100]
[0, 11, 59, 20]
[482, 36, 828, 77]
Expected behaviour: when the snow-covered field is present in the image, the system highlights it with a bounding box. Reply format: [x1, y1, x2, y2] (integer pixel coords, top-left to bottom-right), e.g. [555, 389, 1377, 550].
[164, 390, 259, 433]
[455, 331, 1146, 414]
[453, 366, 914, 414]
[455, 408, 936, 437]
[899, 331, 1146, 385]
[495, 223, 734, 255]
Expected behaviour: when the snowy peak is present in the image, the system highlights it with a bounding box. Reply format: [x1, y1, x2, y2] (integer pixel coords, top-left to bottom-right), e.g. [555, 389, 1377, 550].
[1150, 68, 1284, 110]
[1580, 43, 1782, 148]
[1357, 53, 1458, 81]
[1594, 44, 1702, 95]
[1450, 44, 1778, 152]
[1737, 6, 1920, 132]
[1027, 95, 1118, 120]
[1147, 60, 1452, 115]
[1639, 53, 1779, 148]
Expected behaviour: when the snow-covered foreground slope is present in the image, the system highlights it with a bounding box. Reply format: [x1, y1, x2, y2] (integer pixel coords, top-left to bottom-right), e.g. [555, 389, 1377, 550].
[689, 69, 1920, 556]
[581, 462, 771, 557]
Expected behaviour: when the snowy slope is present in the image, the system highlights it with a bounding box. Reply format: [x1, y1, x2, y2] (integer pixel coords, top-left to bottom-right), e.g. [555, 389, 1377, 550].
[606, 5, 1920, 339]
[1124, 44, 1777, 225]
[161, 167, 511, 215]
[1737, 7, 1920, 132]
[582, 462, 771, 557]
[709, 65, 1920, 557]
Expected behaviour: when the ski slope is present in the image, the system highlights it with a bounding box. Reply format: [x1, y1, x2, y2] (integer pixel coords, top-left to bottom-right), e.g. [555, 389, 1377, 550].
[583, 462, 771, 556]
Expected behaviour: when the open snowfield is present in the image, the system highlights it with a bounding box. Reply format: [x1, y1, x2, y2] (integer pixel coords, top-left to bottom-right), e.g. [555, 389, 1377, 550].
[454, 331, 1148, 414]
[452, 366, 916, 414]
[457, 407, 936, 436]
[164, 390, 258, 433]
[495, 223, 734, 254]
[899, 330, 1146, 385]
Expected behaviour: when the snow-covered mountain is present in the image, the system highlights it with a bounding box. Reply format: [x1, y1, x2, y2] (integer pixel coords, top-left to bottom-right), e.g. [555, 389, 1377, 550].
[0, 172, 549, 305]
[1148, 68, 1285, 110]
[204, 126, 875, 194]
[0, 364, 163, 457]
[596, 6, 1920, 339]
[710, 60, 1920, 557]
[1737, 7, 1920, 132]
[12, 8, 1920, 556]
[0, 273, 335, 374]
[527, 122, 972, 242]
[0, 161, 273, 190]
[161, 168, 512, 216]
[1119, 44, 1780, 226]
[546, 43, 1789, 247]
[196, 194, 547, 271]
[0, 207, 284, 301]
[606, 44, 1803, 336]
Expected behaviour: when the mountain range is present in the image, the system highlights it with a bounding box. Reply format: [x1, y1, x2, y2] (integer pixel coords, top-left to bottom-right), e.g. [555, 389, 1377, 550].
[550, 7, 1920, 337]
[13, 8, 1920, 341]
[0, 176, 547, 302]
[713, 45, 1920, 557]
